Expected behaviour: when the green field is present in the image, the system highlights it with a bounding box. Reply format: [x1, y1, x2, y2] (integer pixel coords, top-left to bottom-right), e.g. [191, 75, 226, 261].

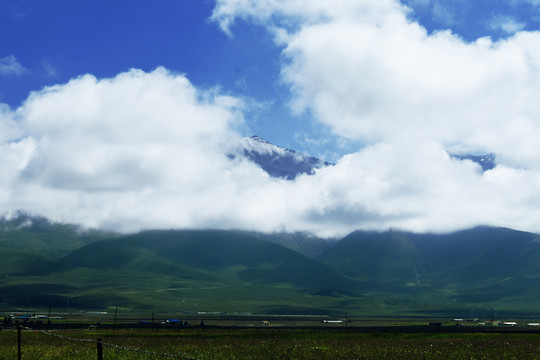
[3, 327, 540, 359]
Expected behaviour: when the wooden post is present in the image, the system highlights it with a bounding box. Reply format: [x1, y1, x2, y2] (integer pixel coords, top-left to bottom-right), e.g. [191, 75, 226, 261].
[114, 306, 118, 331]
[17, 325, 22, 360]
[151, 311, 154, 332]
[97, 338, 103, 360]
[47, 304, 52, 332]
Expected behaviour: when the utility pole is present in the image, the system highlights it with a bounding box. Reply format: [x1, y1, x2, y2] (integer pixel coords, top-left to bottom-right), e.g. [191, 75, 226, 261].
[18, 325, 22, 360]
[47, 304, 52, 331]
[97, 338, 103, 360]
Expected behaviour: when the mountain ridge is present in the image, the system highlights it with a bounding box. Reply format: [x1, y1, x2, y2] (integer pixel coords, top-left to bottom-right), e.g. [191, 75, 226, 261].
[232, 135, 497, 179]
[3, 221, 540, 316]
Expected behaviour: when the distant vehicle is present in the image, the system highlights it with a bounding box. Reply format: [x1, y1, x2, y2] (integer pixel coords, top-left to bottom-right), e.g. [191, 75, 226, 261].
[165, 319, 183, 326]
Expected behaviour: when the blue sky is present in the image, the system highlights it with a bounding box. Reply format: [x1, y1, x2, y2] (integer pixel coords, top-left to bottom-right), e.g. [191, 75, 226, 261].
[404, 0, 540, 41]
[2, 0, 538, 158]
[3, 0, 540, 236]
[1, 0, 293, 149]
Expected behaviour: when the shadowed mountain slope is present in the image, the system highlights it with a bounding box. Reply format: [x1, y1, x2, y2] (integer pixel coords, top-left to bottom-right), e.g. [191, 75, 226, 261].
[62, 230, 354, 290]
[317, 227, 540, 311]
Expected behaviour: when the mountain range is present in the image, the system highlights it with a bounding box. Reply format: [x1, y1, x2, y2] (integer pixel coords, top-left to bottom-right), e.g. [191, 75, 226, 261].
[2, 212, 540, 318]
[233, 136, 497, 179]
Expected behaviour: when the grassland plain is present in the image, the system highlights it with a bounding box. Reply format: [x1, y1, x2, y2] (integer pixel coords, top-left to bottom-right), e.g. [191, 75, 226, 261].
[3, 328, 540, 359]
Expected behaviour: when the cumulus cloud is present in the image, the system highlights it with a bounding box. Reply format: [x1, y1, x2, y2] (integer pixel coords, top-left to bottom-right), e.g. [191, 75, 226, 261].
[0, 55, 26, 76]
[0, 68, 276, 232]
[2, 65, 540, 237]
[211, 0, 409, 39]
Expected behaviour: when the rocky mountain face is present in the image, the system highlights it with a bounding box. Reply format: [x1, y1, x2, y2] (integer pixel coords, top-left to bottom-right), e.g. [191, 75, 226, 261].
[231, 135, 332, 180]
[450, 153, 496, 171]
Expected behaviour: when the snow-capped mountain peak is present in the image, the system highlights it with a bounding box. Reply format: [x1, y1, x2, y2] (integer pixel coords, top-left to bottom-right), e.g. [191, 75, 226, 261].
[231, 135, 332, 180]
[241, 135, 290, 156]
[233, 136, 497, 179]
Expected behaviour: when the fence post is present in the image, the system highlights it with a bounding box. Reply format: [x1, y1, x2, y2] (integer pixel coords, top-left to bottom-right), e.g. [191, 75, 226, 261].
[47, 304, 52, 332]
[114, 306, 118, 331]
[97, 338, 103, 360]
[17, 325, 22, 360]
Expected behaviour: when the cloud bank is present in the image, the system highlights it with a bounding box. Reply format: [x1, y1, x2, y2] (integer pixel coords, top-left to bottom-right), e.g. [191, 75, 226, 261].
[3, 0, 540, 237]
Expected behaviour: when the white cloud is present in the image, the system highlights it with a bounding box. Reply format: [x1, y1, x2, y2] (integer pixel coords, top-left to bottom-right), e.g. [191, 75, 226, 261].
[489, 15, 526, 34]
[2, 65, 540, 237]
[211, 0, 409, 39]
[1, 68, 276, 232]
[0, 55, 26, 76]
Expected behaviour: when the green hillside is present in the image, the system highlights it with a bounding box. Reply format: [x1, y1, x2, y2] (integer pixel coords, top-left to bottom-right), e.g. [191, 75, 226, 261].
[62, 230, 354, 290]
[4, 223, 540, 317]
[317, 231, 420, 283]
[318, 226, 540, 315]
[0, 212, 116, 258]
[0, 247, 69, 276]
[1, 230, 361, 314]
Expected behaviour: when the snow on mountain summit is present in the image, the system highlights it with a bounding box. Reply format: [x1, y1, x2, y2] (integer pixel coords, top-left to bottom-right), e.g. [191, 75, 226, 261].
[241, 135, 290, 156]
[231, 135, 332, 180]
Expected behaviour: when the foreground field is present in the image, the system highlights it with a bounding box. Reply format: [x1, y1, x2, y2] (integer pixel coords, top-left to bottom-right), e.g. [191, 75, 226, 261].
[3, 328, 540, 360]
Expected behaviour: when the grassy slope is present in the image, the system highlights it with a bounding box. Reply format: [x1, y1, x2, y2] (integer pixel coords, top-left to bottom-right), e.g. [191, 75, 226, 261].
[2, 230, 363, 314]
[61, 230, 354, 290]
[248, 232, 335, 259]
[5, 224, 540, 316]
[317, 226, 540, 315]
[0, 213, 116, 258]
